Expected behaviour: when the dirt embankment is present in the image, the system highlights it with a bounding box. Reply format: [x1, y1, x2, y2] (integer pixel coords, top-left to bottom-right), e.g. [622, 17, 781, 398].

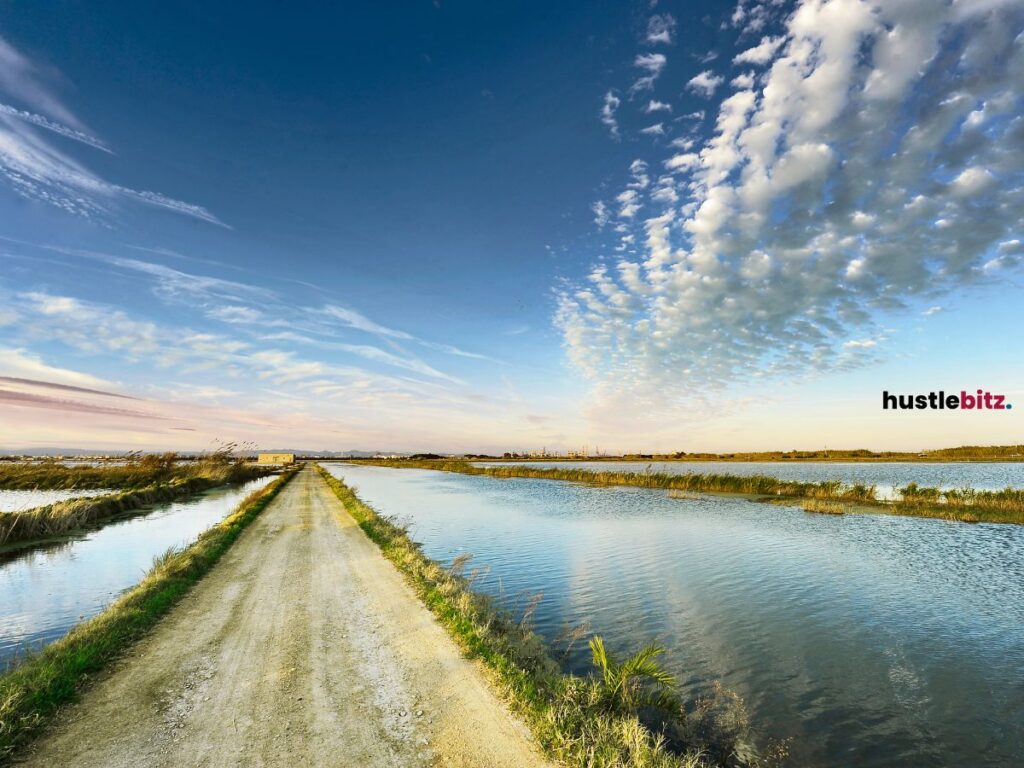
[17, 466, 548, 768]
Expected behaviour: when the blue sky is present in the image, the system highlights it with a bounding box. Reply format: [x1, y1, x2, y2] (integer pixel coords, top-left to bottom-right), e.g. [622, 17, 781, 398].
[1, 0, 1022, 453]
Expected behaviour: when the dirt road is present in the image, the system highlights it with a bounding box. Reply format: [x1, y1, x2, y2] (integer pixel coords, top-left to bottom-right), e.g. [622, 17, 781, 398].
[19, 465, 549, 768]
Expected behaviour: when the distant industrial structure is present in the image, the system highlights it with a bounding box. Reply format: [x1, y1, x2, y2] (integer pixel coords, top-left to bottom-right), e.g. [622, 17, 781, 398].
[257, 452, 295, 465]
[500, 446, 605, 460]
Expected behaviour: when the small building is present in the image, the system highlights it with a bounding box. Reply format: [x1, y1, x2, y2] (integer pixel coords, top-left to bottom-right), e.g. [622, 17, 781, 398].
[257, 452, 295, 466]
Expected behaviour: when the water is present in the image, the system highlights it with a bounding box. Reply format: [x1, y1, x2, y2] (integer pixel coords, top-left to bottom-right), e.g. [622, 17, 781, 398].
[475, 460, 1024, 499]
[0, 488, 112, 513]
[0, 476, 274, 668]
[326, 463, 1024, 768]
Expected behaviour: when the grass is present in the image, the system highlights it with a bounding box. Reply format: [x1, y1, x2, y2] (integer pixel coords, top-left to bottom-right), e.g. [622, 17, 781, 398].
[891, 483, 1024, 523]
[799, 500, 847, 515]
[360, 459, 1024, 525]
[484, 444, 1024, 462]
[0, 450, 267, 491]
[0, 467, 298, 762]
[317, 464, 779, 767]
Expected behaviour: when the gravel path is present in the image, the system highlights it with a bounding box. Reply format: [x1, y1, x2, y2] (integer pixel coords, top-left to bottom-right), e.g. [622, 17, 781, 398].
[18, 465, 548, 767]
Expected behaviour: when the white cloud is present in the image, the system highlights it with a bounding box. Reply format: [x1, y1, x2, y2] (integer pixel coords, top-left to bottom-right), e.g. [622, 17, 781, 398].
[731, 72, 756, 89]
[949, 166, 995, 197]
[984, 238, 1023, 270]
[733, 35, 786, 65]
[563, 0, 1024, 417]
[0, 35, 223, 225]
[635, 53, 667, 74]
[321, 305, 414, 340]
[0, 347, 115, 389]
[843, 339, 877, 349]
[923, 306, 942, 316]
[209, 306, 265, 324]
[640, 123, 666, 135]
[664, 153, 699, 172]
[632, 53, 668, 92]
[686, 70, 724, 97]
[0, 36, 81, 127]
[600, 90, 621, 138]
[645, 100, 672, 113]
[646, 14, 677, 45]
[616, 189, 641, 219]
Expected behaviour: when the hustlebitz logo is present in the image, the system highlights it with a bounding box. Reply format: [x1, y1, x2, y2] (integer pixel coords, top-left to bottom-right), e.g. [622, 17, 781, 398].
[882, 390, 1013, 410]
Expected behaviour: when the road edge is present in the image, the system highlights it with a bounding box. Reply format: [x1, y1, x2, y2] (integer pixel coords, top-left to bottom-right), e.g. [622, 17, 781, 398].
[0, 467, 299, 763]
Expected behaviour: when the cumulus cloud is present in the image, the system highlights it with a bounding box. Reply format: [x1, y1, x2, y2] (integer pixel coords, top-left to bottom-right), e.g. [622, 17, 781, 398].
[632, 53, 668, 92]
[733, 35, 787, 65]
[0, 35, 223, 225]
[645, 100, 673, 113]
[561, 0, 1024, 417]
[647, 14, 677, 45]
[686, 70, 724, 97]
[600, 90, 621, 138]
[731, 72, 756, 89]
[616, 189, 641, 219]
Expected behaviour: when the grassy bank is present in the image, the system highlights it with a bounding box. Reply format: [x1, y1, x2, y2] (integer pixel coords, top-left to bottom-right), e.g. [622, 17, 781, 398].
[356, 459, 1024, 524]
[317, 465, 772, 768]
[891, 483, 1024, 524]
[479, 444, 1024, 463]
[0, 451, 266, 491]
[0, 467, 298, 762]
[0, 474, 264, 548]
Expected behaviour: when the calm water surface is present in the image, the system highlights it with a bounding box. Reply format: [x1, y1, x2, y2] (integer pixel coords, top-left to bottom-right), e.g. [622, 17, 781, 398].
[0, 488, 112, 513]
[327, 463, 1024, 768]
[0, 476, 274, 668]
[475, 460, 1024, 499]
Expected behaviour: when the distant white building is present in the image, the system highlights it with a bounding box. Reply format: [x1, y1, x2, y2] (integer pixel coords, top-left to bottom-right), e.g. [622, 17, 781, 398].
[257, 453, 295, 465]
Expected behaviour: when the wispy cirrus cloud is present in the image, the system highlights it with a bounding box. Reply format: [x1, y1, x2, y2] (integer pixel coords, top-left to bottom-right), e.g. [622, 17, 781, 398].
[0, 347, 120, 390]
[1, 232, 507, 401]
[0, 35, 224, 225]
[0, 375, 137, 400]
[0, 387, 166, 420]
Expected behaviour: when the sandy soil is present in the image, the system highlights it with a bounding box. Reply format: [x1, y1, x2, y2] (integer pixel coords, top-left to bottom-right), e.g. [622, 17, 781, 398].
[17, 466, 549, 768]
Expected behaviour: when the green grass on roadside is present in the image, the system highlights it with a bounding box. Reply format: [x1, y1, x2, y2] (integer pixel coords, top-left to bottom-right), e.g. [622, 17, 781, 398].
[0, 468, 298, 763]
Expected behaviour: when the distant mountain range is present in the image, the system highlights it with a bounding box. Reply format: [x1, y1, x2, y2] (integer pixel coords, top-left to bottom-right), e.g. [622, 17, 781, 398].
[0, 447, 410, 458]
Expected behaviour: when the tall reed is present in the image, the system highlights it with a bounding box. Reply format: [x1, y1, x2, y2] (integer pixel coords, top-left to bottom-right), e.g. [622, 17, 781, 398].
[0, 450, 266, 491]
[370, 459, 880, 502]
[362, 459, 1024, 524]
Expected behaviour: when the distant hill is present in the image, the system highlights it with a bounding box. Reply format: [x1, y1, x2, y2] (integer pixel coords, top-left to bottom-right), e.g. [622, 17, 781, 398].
[0, 447, 409, 459]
